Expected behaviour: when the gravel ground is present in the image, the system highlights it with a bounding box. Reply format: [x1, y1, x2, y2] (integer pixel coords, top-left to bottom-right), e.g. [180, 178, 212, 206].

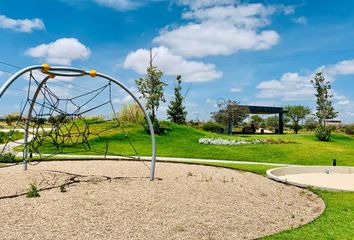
[0, 161, 325, 240]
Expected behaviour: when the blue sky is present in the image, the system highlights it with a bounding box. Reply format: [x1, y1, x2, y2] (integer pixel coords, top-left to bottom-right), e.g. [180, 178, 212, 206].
[1, 0, 354, 122]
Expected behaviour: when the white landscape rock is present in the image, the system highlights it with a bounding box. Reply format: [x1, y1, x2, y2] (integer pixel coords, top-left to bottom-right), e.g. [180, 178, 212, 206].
[198, 137, 267, 146]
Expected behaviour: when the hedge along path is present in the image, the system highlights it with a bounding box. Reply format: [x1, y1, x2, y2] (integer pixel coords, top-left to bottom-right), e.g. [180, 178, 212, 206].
[0, 161, 325, 240]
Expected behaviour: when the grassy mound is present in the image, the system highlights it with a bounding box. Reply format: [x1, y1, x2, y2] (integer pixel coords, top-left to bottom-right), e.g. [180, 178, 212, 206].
[33, 121, 354, 166]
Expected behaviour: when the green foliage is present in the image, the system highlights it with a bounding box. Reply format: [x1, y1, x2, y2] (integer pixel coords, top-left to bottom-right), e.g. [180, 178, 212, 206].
[289, 124, 302, 134]
[32, 117, 47, 125]
[0, 131, 23, 144]
[212, 100, 248, 134]
[26, 183, 40, 198]
[48, 114, 70, 125]
[339, 124, 354, 135]
[118, 103, 145, 124]
[250, 115, 264, 128]
[311, 71, 338, 126]
[0, 153, 16, 163]
[60, 184, 67, 193]
[135, 59, 167, 119]
[187, 120, 202, 128]
[202, 122, 224, 133]
[266, 116, 279, 131]
[5, 113, 21, 125]
[82, 115, 105, 123]
[285, 105, 311, 134]
[142, 114, 167, 135]
[304, 117, 318, 131]
[167, 75, 187, 124]
[315, 125, 332, 141]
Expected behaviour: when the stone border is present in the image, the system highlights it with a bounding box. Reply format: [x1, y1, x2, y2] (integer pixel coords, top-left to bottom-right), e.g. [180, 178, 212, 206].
[267, 166, 354, 192]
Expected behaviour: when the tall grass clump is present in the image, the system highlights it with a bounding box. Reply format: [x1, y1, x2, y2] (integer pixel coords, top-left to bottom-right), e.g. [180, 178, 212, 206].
[117, 103, 145, 124]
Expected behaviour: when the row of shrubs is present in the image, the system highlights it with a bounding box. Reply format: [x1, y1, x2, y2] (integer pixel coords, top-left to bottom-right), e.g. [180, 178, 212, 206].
[0, 131, 23, 144]
[0, 153, 16, 163]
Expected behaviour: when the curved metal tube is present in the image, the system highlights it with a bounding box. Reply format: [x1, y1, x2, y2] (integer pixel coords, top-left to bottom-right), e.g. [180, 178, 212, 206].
[23, 76, 50, 170]
[0, 65, 157, 180]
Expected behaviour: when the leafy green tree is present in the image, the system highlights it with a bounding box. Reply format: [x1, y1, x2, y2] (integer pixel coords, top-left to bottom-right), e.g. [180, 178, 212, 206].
[250, 115, 264, 128]
[284, 105, 311, 134]
[167, 75, 187, 124]
[311, 71, 338, 141]
[5, 113, 20, 126]
[135, 49, 167, 120]
[266, 116, 279, 131]
[212, 100, 248, 134]
[311, 71, 338, 126]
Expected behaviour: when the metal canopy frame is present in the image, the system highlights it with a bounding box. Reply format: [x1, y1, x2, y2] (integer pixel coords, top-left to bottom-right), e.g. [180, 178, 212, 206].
[240, 105, 287, 134]
[0, 65, 157, 180]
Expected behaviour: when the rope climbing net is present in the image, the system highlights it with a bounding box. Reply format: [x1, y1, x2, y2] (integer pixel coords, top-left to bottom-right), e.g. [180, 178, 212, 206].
[0, 65, 156, 180]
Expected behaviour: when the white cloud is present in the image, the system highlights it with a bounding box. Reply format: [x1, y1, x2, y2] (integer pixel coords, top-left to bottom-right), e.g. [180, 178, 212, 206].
[293, 16, 307, 24]
[93, 0, 142, 10]
[337, 100, 350, 105]
[123, 46, 222, 82]
[181, 4, 276, 28]
[279, 5, 295, 15]
[0, 15, 45, 33]
[326, 59, 354, 75]
[25, 38, 91, 66]
[153, 3, 281, 57]
[230, 87, 243, 93]
[256, 72, 314, 101]
[256, 58, 354, 102]
[178, 0, 236, 10]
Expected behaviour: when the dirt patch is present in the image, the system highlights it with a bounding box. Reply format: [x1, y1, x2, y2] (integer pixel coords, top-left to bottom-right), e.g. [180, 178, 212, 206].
[0, 161, 325, 240]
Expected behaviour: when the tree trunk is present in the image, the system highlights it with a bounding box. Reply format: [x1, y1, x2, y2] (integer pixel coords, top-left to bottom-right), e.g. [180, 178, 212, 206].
[227, 120, 233, 135]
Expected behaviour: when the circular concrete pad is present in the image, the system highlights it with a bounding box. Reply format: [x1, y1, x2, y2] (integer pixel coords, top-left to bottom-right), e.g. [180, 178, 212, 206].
[0, 161, 324, 240]
[267, 166, 354, 192]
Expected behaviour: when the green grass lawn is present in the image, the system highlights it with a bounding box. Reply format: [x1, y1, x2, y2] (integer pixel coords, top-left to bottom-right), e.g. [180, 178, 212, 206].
[191, 162, 354, 240]
[33, 121, 354, 166]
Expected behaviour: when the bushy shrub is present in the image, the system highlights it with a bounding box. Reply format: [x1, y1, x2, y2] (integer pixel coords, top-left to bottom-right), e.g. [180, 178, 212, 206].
[315, 125, 331, 141]
[5, 113, 21, 125]
[118, 104, 145, 124]
[48, 114, 70, 125]
[340, 124, 354, 135]
[202, 122, 224, 133]
[304, 118, 318, 131]
[0, 131, 22, 144]
[26, 183, 40, 198]
[82, 115, 105, 124]
[187, 120, 202, 128]
[142, 115, 167, 135]
[0, 153, 16, 163]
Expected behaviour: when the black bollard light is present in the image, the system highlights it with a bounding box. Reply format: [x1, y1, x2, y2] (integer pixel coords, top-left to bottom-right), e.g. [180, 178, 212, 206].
[333, 159, 337, 166]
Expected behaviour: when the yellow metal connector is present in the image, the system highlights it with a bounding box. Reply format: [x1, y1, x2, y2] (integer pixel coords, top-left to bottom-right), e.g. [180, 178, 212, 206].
[41, 63, 50, 73]
[89, 69, 97, 77]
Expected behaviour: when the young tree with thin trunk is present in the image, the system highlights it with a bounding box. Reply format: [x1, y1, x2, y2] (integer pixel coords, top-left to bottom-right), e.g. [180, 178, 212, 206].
[311, 71, 338, 141]
[167, 75, 187, 124]
[311, 71, 337, 126]
[135, 48, 167, 120]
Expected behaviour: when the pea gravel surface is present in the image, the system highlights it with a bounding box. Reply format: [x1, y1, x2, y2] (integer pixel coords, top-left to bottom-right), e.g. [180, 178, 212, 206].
[0, 161, 325, 240]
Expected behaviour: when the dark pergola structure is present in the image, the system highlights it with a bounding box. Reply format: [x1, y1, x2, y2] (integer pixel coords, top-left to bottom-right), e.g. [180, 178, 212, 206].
[240, 105, 287, 134]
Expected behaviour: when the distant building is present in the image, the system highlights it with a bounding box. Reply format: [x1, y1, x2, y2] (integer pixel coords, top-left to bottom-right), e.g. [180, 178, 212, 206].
[325, 120, 342, 126]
